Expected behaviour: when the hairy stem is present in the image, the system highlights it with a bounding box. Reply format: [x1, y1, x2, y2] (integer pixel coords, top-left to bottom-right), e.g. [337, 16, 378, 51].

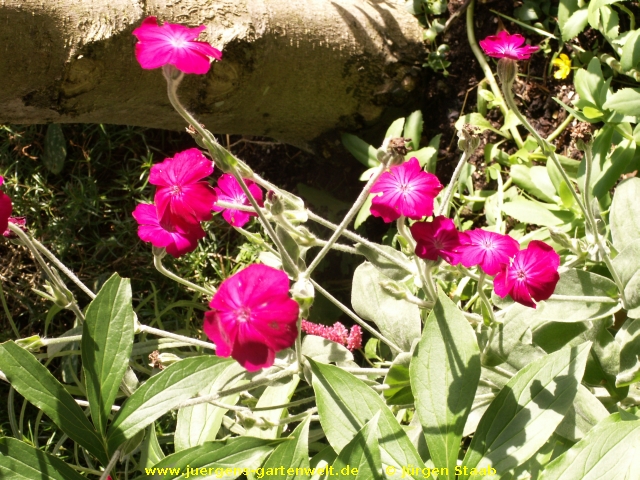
[153, 253, 215, 296]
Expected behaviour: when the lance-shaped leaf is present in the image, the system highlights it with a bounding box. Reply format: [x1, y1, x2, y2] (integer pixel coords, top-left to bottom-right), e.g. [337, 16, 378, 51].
[175, 362, 247, 451]
[612, 240, 640, 315]
[0, 341, 108, 464]
[146, 437, 282, 480]
[261, 416, 311, 479]
[310, 360, 426, 479]
[459, 342, 591, 479]
[540, 414, 640, 480]
[0, 437, 86, 480]
[331, 412, 382, 480]
[106, 355, 232, 454]
[616, 317, 640, 387]
[410, 290, 481, 479]
[351, 261, 420, 352]
[81, 273, 134, 435]
[610, 177, 640, 252]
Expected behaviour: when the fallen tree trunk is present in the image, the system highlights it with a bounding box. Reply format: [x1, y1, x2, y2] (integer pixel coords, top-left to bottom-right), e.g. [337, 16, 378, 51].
[0, 0, 424, 145]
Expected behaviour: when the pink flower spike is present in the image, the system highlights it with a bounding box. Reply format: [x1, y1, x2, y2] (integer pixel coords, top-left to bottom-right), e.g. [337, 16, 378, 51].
[0, 176, 12, 235]
[132, 16, 222, 74]
[411, 216, 462, 265]
[203, 264, 299, 371]
[212, 174, 264, 227]
[479, 31, 539, 60]
[132, 203, 205, 258]
[370, 158, 443, 223]
[494, 240, 560, 308]
[301, 320, 363, 352]
[150, 148, 217, 227]
[457, 229, 520, 276]
[3, 217, 26, 239]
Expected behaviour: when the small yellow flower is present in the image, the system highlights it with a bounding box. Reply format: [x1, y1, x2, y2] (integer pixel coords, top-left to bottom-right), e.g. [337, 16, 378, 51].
[552, 53, 572, 80]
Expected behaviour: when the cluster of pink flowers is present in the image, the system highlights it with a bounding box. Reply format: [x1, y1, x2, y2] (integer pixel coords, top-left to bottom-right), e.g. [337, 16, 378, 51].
[132, 149, 263, 257]
[411, 216, 559, 308]
[301, 320, 363, 351]
[203, 264, 299, 371]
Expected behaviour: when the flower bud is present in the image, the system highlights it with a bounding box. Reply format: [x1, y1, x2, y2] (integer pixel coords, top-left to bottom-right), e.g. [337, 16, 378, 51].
[265, 190, 285, 216]
[497, 58, 517, 86]
[291, 278, 314, 317]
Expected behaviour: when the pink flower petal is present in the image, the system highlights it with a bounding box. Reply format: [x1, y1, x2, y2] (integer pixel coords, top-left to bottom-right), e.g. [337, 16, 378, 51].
[479, 30, 539, 60]
[0, 192, 12, 235]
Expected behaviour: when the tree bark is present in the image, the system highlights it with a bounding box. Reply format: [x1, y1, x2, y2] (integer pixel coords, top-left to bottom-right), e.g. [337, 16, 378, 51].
[0, 0, 424, 144]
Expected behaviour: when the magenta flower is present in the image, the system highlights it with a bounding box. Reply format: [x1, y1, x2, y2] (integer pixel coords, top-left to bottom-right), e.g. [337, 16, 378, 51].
[370, 158, 443, 223]
[212, 174, 264, 227]
[494, 240, 560, 308]
[479, 31, 539, 60]
[457, 229, 520, 276]
[150, 148, 217, 227]
[410, 216, 462, 265]
[301, 320, 363, 351]
[203, 264, 299, 371]
[132, 203, 205, 258]
[0, 176, 12, 235]
[132, 16, 222, 74]
[3, 217, 26, 239]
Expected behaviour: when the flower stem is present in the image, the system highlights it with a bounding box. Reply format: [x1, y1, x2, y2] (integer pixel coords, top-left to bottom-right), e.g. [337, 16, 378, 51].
[153, 254, 215, 296]
[477, 272, 497, 325]
[99, 450, 120, 480]
[137, 323, 216, 351]
[437, 148, 470, 217]
[466, 0, 524, 148]
[500, 78, 628, 306]
[0, 281, 19, 337]
[304, 164, 385, 277]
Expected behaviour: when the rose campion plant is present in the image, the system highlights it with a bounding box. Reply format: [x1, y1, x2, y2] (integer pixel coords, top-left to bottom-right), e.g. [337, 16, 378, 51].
[3, 19, 633, 480]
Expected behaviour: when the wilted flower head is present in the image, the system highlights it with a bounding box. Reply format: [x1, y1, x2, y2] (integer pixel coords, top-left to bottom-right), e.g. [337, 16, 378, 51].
[203, 264, 299, 371]
[479, 31, 539, 60]
[410, 216, 462, 264]
[132, 203, 205, 258]
[212, 174, 264, 227]
[132, 16, 222, 74]
[494, 240, 560, 308]
[3, 217, 26, 239]
[457, 229, 520, 276]
[0, 176, 12, 235]
[370, 158, 443, 223]
[301, 320, 363, 351]
[149, 148, 217, 227]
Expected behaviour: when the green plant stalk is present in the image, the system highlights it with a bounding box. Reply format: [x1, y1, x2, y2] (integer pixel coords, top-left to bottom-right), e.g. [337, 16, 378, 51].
[0, 281, 19, 337]
[496, 167, 505, 233]
[228, 164, 300, 278]
[546, 114, 574, 143]
[304, 164, 385, 277]
[153, 254, 215, 296]
[306, 210, 414, 273]
[99, 449, 120, 480]
[501, 77, 628, 306]
[618, 4, 636, 30]
[437, 148, 470, 217]
[310, 278, 404, 354]
[400, 214, 438, 303]
[137, 322, 216, 351]
[28, 234, 96, 299]
[177, 363, 300, 409]
[467, 0, 524, 148]
[477, 272, 497, 324]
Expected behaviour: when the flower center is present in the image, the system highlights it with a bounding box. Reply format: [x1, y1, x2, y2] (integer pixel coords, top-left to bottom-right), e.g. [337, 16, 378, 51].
[480, 239, 494, 250]
[399, 183, 412, 194]
[236, 306, 251, 323]
[516, 269, 527, 280]
[170, 185, 182, 195]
